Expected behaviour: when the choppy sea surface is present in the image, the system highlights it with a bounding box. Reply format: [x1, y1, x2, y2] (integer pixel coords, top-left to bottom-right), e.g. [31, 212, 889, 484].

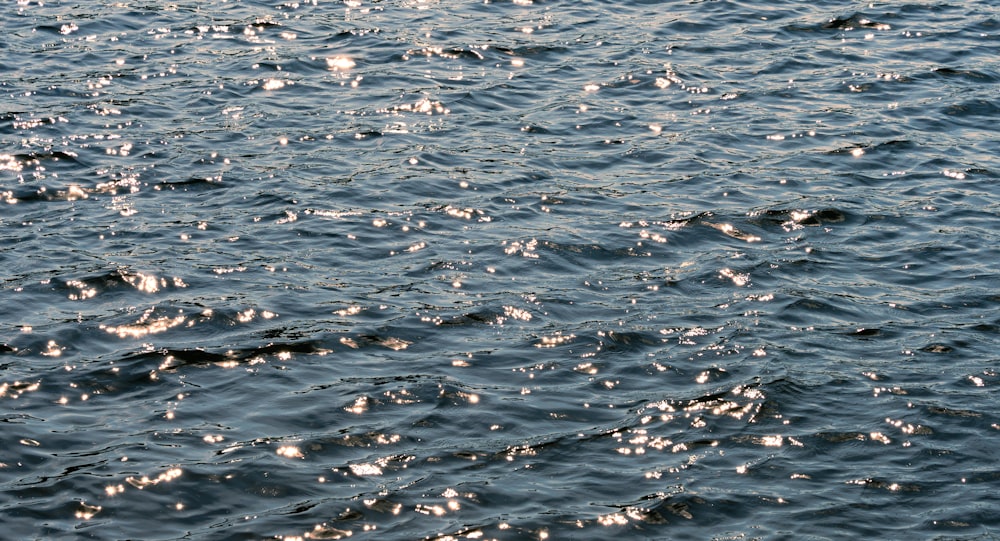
[2, 0, 999, 539]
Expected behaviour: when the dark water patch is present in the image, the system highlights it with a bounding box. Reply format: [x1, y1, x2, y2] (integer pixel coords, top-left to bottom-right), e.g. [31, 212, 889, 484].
[823, 13, 894, 31]
[932, 67, 999, 81]
[943, 98, 1000, 119]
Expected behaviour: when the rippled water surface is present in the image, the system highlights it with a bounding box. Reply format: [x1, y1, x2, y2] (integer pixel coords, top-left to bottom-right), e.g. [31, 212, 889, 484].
[3, 0, 1000, 539]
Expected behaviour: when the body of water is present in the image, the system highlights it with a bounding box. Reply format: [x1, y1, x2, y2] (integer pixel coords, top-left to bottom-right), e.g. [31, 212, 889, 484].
[2, 1, 1000, 539]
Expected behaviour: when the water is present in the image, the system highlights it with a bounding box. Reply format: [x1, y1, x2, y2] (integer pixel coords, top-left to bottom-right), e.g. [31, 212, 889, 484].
[2, 0, 999, 539]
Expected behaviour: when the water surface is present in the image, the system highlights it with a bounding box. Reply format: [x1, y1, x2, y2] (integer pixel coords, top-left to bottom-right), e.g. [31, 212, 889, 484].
[2, 1, 1000, 539]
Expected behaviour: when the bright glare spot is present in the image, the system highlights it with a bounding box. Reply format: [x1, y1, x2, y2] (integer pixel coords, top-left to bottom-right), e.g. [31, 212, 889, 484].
[327, 56, 356, 71]
[380, 337, 411, 350]
[75, 502, 102, 520]
[346, 396, 369, 414]
[760, 435, 783, 447]
[262, 79, 286, 91]
[870, 432, 892, 444]
[42, 340, 62, 357]
[720, 268, 750, 286]
[416, 504, 447, 516]
[276, 446, 304, 459]
[348, 464, 382, 477]
[851, 147, 865, 157]
[67, 184, 88, 200]
[598, 513, 629, 526]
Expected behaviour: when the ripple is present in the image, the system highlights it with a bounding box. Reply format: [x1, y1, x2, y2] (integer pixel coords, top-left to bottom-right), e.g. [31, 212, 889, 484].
[3, 0, 1000, 538]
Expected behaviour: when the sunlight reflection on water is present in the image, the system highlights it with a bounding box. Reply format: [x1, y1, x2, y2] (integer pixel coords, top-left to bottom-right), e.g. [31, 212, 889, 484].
[1, 0, 999, 539]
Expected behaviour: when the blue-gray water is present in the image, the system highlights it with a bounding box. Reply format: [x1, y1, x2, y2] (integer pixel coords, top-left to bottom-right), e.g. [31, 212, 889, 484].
[2, 1, 999, 539]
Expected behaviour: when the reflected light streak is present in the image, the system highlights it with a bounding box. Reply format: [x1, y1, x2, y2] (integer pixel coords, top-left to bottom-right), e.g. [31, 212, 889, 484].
[42, 340, 63, 357]
[575, 362, 597, 375]
[504, 238, 539, 258]
[707, 222, 761, 242]
[502, 305, 531, 322]
[66, 280, 97, 300]
[885, 417, 931, 435]
[415, 504, 447, 516]
[535, 333, 574, 348]
[66, 185, 88, 200]
[379, 337, 411, 350]
[75, 502, 102, 520]
[122, 272, 188, 293]
[760, 435, 783, 447]
[719, 268, 749, 287]
[870, 432, 892, 444]
[335, 305, 363, 317]
[638, 229, 667, 243]
[346, 396, 369, 414]
[101, 315, 185, 338]
[0, 380, 40, 399]
[598, 513, 629, 526]
[398, 97, 448, 115]
[0, 154, 23, 172]
[126, 467, 182, 489]
[349, 463, 382, 476]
